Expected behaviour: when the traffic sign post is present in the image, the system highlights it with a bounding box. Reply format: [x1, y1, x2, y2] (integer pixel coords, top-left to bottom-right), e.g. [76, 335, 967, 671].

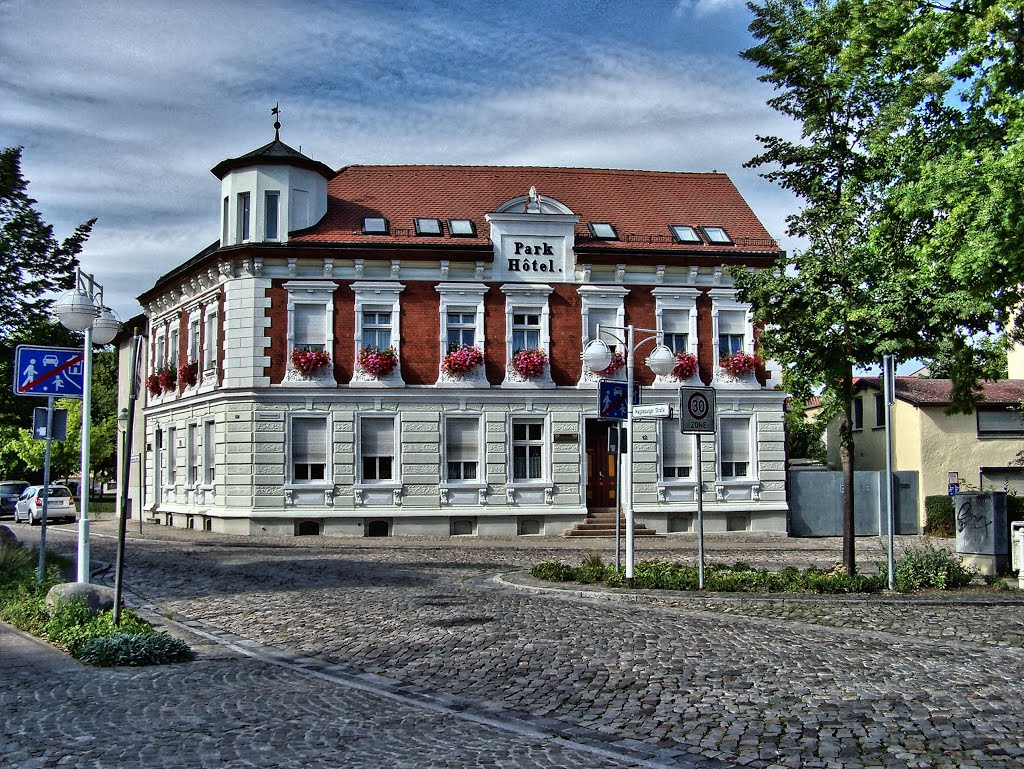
[679, 387, 717, 589]
[14, 346, 85, 398]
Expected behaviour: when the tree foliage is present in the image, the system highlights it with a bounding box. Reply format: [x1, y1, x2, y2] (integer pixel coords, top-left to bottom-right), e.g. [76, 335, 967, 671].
[734, 0, 1024, 572]
[8, 397, 116, 485]
[0, 147, 93, 341]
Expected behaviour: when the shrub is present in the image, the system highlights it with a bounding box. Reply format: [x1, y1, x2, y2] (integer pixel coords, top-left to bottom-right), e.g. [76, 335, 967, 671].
[893, 543, 976, 592]
[78, 632, 193, 667]
[924, 495, 955, 537]
[531, 562, 577, 581]
[43, 599, 154, 656]
[0, 544, 35, 587]
[0, 584, 50, 635]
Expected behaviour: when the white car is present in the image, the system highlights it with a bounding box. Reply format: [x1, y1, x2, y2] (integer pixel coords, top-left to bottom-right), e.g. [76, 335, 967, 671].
[13, 485, 77, 525]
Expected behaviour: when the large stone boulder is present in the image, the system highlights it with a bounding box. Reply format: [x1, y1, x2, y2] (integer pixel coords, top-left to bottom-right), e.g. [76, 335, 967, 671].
[0, 525, 16, 548]
[46, 582, 117, 614]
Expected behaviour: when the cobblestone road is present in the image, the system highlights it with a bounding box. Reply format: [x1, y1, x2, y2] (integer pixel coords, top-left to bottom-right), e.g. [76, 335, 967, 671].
[6, 521, 1024, 769]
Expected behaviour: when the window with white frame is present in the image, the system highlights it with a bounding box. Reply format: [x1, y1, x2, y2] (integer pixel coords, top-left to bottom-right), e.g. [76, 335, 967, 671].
[203, 307, 218, 371]
[661, 428, 693, 479]
[501, 285, 553, 385]
[293, 304, 327, 352]
[653, 288, 699, 359]
[718, 310, 746, 357]
[203, 420, 216, 485]
[265, 191, 280, 240]
[447, 311, 476, 348]
[167, 427, 177, 484]
[187, 424, 199, 487]
[512, 311, 541, 351]
[155, 333, 166, 371]
[188, 318, 200, 364]
[511, 418, 545, 481]
[719, 417, 752, 479]
[236, 192, 251, 242]
[362, 309, 393, 349]
[586, 307, 619, 350]
[445, 417, 480, 481]
[291, 416, 327, 482]
[168, 327, 179, 367]
[360, 416, 395, 482]
[662, 310, 690, 354]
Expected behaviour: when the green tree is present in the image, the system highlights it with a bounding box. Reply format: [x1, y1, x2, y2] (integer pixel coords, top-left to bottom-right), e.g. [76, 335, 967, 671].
[734, 0, 1023, 573]
[9, 398, 116, 487]
[785, 401, 828, 463]
[0, 147, 93, 340]
[921, 335, 1009, 381]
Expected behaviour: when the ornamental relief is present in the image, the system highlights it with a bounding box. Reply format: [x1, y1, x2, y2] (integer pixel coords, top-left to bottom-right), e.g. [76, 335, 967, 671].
[255, 486, 282, 496]
[255, 422, 285, 432]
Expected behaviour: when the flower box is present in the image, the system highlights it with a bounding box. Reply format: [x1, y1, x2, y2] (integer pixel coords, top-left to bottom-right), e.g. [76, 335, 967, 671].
[511, 348, 547, 379]
[290, 349, 331, 376]
[599, 351, 626, 377]
[177, 360, 198, 389]
[157, 365, 177, 394]
[146, 374, 162, 397]
[358, 346, 398, 378]
[441, 344, 484, 377]
[721, 352, 758, 376]
[672, 352, 698, 379]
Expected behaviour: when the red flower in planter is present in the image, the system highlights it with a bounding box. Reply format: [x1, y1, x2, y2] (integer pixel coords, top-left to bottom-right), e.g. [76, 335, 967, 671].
[358, 346, 398, 377]
[672, 352, 698, 379]
[598, 351, 626, 377]
[290, 349, 331, 375]
[721, 352, 758, 376]
[146, 374, 162, 397]
[157, 365, 177, 393]
[441, 344, 484, 377]
[511, 348, 547, 378]
[177, 360, 198, 389]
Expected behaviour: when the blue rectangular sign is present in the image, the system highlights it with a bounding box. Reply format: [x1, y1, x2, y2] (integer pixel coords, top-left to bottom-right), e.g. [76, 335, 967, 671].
[598, 380, 641, 420]
[14, 346, 85, 398]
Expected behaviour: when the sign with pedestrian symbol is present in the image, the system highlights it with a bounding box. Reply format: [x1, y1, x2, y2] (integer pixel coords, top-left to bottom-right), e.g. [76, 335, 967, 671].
[680, 387, 716, 434]
[13, 346, 85, 398]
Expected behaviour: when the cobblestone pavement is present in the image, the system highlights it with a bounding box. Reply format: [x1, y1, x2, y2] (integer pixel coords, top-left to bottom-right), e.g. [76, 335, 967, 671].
[9, 521, 1024, 769]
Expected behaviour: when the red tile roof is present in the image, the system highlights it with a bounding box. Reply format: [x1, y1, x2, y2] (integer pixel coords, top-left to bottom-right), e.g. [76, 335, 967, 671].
[857, 377, 1024, 406]
[291, 165, 780, 255]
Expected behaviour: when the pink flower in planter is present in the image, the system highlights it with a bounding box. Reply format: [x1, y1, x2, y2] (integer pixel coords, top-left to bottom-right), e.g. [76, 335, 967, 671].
[599, 351, 626, 377]
[441, 344, 484, 377]
[290, 349, 331, 375]
[146, 374, 162, 397]
[358, 346, 398, 377]
[672, 352, 698, 379]
[511, 348, 547, 378]
[721, 352, 758, 376]
[177, 360, 198, 389]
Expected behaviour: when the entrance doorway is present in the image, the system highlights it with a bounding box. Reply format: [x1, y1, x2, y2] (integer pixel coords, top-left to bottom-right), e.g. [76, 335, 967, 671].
[585, 420, 618, 511]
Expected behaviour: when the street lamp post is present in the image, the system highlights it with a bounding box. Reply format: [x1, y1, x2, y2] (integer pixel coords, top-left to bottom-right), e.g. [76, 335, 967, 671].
[54, 267, 121, 584]
[583, 327, 676, 582]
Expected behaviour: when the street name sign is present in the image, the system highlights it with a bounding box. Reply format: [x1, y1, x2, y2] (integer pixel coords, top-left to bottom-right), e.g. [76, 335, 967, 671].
[13, 346, 85, 398]
[633, 403, 672, 419]
[680, 387, 716, 434]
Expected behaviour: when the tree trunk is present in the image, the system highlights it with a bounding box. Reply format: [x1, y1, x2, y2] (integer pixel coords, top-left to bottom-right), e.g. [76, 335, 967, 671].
[840, 371, 856, 575]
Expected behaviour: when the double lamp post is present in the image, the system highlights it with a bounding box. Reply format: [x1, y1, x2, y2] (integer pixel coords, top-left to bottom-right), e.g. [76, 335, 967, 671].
[53, 267, 121, 583]
[582, 326, 676, 581]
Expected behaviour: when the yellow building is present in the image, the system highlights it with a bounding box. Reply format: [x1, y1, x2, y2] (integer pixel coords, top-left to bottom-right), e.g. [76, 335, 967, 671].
[825, 378, 1024, 528]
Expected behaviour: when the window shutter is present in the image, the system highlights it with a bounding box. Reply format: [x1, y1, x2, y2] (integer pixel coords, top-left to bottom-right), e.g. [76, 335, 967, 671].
[662, 310, 689, 333]
[718, 310, 745, 335]
[662, 429, 692, 465]
[447, 418, 479, 462]
[720, 418, 750, 463]
[293, 304, 326, 346]
[361, 418, 395, 456]
[588, 308, 617, 344]
[293, 418, 327, 464]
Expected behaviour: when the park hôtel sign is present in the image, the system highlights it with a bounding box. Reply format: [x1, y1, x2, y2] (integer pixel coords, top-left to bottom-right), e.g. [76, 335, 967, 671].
[494, 237, 569, 282]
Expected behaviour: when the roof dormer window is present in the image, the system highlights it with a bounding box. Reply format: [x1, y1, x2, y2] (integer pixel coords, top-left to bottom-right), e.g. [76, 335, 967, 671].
[414, 217, 442, 236]
[588, 222, 618, 240]
[700, 226, 732, 245]
[447, 219, 476, 237]
[670, 225, 702, 244]
[362, 217, 389, 235]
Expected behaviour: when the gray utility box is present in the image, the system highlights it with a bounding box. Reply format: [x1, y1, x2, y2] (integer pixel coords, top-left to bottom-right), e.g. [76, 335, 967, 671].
[954, 492, 1008, 576]
[1012, 520, 1024, 590]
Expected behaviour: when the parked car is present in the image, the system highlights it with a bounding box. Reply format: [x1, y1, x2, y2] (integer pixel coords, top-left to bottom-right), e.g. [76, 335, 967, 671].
[0, 480, 30, 518]
[14, 485, 77, 525]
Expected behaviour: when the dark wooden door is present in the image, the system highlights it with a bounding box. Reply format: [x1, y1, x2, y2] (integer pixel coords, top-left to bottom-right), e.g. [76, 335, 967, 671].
[585, 421, 618, 511]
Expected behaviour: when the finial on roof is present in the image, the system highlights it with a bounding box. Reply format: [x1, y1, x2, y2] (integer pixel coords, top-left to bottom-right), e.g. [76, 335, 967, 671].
[271, 102, 282, 140]
[526, 185, 541, 213]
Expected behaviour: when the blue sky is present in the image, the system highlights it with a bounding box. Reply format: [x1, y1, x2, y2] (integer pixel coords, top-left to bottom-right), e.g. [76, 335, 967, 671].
[0, 0, 800, 322]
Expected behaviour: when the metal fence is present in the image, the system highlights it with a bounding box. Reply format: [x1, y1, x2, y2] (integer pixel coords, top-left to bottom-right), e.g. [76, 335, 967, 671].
[788, 469, 919, 537]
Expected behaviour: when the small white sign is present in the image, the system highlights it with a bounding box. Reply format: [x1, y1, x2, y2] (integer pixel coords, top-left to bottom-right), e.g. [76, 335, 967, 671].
[632, 403, 672, 419]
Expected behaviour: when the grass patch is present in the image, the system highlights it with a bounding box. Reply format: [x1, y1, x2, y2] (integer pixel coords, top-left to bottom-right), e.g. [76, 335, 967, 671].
[0, 541, 192, 666]
[531, 544, 979, 594]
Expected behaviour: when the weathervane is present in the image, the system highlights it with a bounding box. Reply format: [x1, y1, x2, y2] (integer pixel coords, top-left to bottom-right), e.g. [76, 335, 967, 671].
[271, 103, 282, 140]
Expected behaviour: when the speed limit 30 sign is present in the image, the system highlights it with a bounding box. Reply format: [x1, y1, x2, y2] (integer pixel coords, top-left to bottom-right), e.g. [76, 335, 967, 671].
[680, 387, 716, 434]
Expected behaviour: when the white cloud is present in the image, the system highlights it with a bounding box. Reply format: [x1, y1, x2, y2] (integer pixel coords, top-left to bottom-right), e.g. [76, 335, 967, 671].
[674, 0, 748, 18]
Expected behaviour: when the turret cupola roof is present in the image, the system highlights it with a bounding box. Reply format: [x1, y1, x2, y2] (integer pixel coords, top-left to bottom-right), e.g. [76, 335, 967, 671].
[210, 137, 335, 180]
